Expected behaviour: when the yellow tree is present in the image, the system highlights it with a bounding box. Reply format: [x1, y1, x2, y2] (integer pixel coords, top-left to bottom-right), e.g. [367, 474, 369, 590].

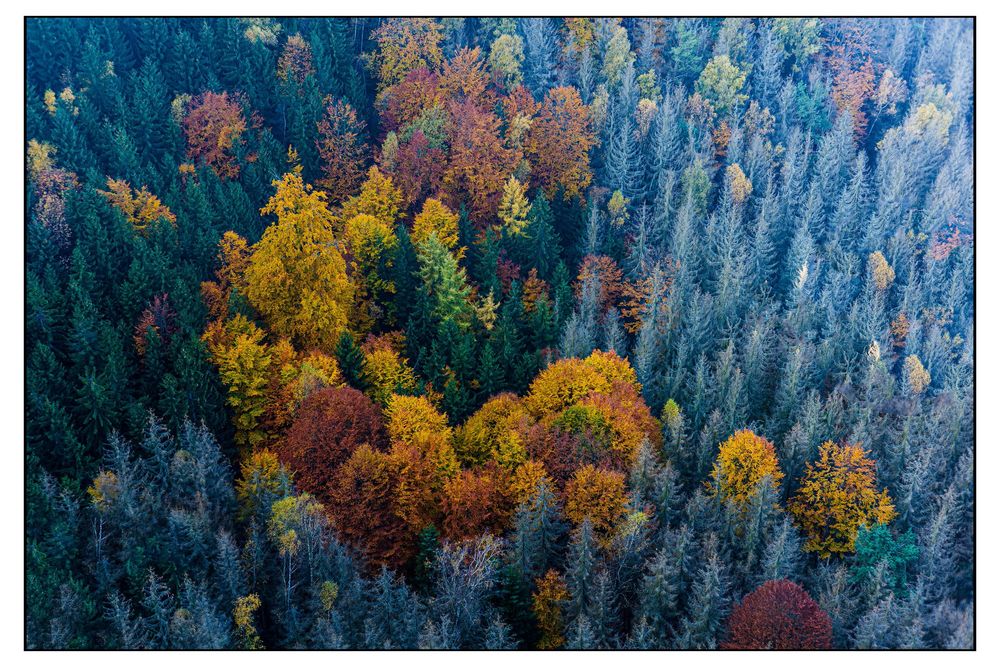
[339, 165, 404, 229]
[385, 393, 450, 446]
[367, 18, 445, 95]
[525, 349, 640, 416]
[411, 197, 461, 251]
[98, 178, 177, 234]
[243, 168, 354, 352]
[708, 429, 784, 508]
[497, 175, 531, 236]
[361, 340, 418, 406]
[533, 570, 569, 649]
[563, 464, 629, 546]
[213, 323, 273, 451]
[788, 442, 896, 557]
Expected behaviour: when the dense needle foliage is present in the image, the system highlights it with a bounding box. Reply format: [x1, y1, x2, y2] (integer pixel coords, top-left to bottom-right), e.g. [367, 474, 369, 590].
[26, 17, 973, 650]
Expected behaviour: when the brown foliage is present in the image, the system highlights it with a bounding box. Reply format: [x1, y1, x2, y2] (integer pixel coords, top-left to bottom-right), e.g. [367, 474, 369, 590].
[440, 463, 514, 541]
[326, 444, 414, 570]
[316, 97, 369, 202]
[274, 386, 388, 502]
[525, 86, 595, 200]
[183, 92, 247, 179]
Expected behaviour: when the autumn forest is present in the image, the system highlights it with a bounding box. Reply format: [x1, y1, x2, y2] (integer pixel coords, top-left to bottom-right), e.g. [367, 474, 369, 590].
[25, 17, 974, 650]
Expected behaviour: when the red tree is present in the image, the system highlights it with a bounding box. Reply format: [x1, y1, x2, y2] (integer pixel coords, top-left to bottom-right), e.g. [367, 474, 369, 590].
[274, 386, 388, 502]
[723, 579, 833, 649]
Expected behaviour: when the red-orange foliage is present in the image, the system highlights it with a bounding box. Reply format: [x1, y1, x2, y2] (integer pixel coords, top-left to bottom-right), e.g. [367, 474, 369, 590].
[440, 463, 513, 541]
[723, 579, 832, 649]
[379, 67, 443, 132]
[274, 386, 388, 501]
[316, 97, 369, 202]
[133, 293, 177, 356]
[525, 86, 595, 200]
[326, 444, 414, 570]
[390, 130, 446, 208]
[827, 21, 877, 137]
[183, 92, 247, 179]
[438, 47, 495, 111]
[443, 99, 516, 225]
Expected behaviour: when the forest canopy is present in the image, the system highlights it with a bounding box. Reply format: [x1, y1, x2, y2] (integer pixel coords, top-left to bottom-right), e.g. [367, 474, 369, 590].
[25, 16, 973, 650]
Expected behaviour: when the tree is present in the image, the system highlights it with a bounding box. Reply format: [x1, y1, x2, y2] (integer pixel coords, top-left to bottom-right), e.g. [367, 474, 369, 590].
[416, 234, 474, 327]
[340, 165, 405, 229]
[212, 324, 272, 450]
[277, 33, 315, 86]
[788, 442, 896, 557]
[412, 198, 461, 251]
[326, 444, 413, 569]
[183, 91, 246, 179]
[275, 386, 387, 501]
[316, 97, 369, 202]
[361, 339, 418, 406]
[368, 18, 445, 95]
[707, 430, 784, 508]
[695, 55, 748, 115]
[525, 349, 640, 416]
[498, 176, 532, 237]
[488, 34, 524, 91]
[98, 179, 176, 234]
[525, 86, 596, 200]
[533, 569, 569, 649]
[442, 99, 516, 224]
[563, 465, 628, 546]
[723, 579, 832, 649]
[243, 168, 354, 352]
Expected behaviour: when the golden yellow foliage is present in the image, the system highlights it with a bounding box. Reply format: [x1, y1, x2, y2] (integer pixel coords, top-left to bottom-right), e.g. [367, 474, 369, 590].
[213, 324, 273, 450]
[533, 569, 569, 649]
[98, 178, 177, 234]
[564, 464, 629, 546]
[507, 459, 552, 506]
[525, 350, 640, 416]
[904, 354, 931, 394]
[340, 165, 404, 229]
[233, 594, 264, 649]
[498, 176, 531, 236]
[87, 470, 120, 513]
[385, 393, 451, 446]
[868, 251, 895, 291]
[235, 449, 287, 521]
[412, 197, 461, 252]
[26, 139, 55, 179]
[244, 170, 354, 352]
[708, 429, 784, 507]
[361, 345, 418, 406]
[453, 393, 532, 466]
[726, 163, 753, 205]
[788, 442, 896, 558]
